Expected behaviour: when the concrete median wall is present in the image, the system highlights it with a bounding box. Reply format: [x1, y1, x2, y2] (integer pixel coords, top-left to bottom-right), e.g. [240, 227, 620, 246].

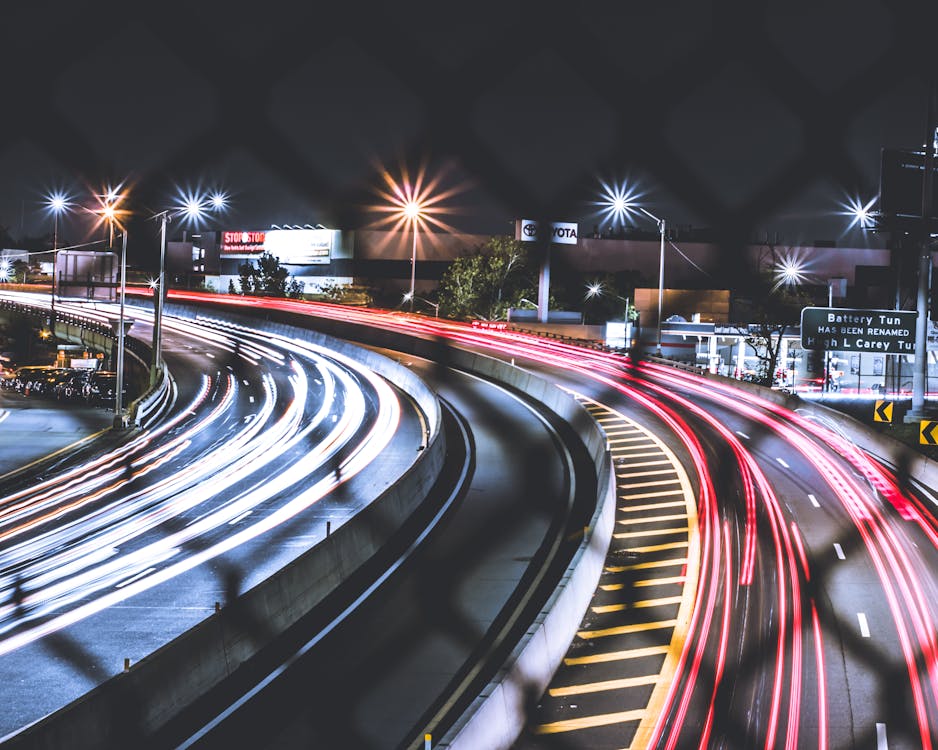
[4, 307, 446, 750]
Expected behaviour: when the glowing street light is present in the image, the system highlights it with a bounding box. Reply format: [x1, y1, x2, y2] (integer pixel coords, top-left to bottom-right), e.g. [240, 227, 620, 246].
[151, 188, 228, 383]
[595, 180, 667, 353]
[585, 281, 634, 323]
[44, 191, 73, 319]
[370, 161, 464, 311]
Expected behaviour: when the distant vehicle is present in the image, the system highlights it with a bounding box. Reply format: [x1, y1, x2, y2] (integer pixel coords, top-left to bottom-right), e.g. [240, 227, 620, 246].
[11, 365, 60, 395]
[54, 370, 92, 400]
[82, 371, 125, 405]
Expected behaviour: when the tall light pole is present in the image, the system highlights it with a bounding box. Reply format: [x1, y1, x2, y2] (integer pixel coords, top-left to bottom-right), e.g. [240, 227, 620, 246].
[114, 229, 129, 427]
[45, 191, 72, 323]
[404, 199, 423, 310]
[595, 180, 668, 354]
[151, 191, 227, 383]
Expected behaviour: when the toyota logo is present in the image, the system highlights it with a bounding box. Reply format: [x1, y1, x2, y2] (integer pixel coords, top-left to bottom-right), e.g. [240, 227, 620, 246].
[522, 222, 538, 237]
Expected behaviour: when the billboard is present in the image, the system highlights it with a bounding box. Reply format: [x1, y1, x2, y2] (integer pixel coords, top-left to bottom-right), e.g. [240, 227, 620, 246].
[516, 219, 579, 245]
[800, 306, 917, 354]
[220, 231, 265, 254]
[263, 229, 333, 265]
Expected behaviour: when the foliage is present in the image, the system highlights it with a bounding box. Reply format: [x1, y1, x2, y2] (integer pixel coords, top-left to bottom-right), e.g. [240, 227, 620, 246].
[437, 236, 534, 321]
[233, 252, 300, 297]
[732, 245, 815, 385]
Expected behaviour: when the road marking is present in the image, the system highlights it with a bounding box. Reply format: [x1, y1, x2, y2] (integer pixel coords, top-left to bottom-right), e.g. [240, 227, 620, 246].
[834, 543, 846, 560]
[115, 567, 157, 589]
[608, 436, 657, 445]
[617, 469, 679, 479]
[613, 540, 689, 553]
[618, 513, 688, 526]
[615, 527, 687, 540]
[620, 500, 687, 513]
[229, 510, 252, 525]
[564, 644, 669, 666]
[858, 612, 870, 638]
[577, 619, 678, 640]
[606, 557, 687, 574]
[876, 723, 888, 750]
[617, 459, 672, 468]
[736, 431, 750, 439]
[549, 674, 659, 697]
[248, 396, 255, 403]
[535, 708, 646, 735]
[776, 457, 790, 469]
[601, 576, 686, 591]
[621, 489, 685, 501]
[619, 478, 682, 490]
[809, 494, 820, 507]
[592, 596, 683, 614]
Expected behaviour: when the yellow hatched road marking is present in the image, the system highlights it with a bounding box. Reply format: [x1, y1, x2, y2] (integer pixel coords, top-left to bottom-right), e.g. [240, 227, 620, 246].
[618, 513, 688, 525]
[578, 618, 678, 639]
[565, 644, 670, 666]
[560, 389, 700, 750]
[601, 575, 686, 591]
[606, 557, 687, 573]
[549, 674, 659, 697]
[615, 540, 689, 553]
[617, 468, 679, 478]
[593, 595, 683, 614]
[620, 500, 686, 512]
[619, 459, 672, 468]
[615, 526, 688, 539]
[535, 709, 646, 735]
[621, 488, 684, 500]
[619, 478, 682, 490]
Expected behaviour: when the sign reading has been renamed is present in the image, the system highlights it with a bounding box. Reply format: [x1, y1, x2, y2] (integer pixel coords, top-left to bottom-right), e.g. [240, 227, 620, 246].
[800, 307, 917, 354]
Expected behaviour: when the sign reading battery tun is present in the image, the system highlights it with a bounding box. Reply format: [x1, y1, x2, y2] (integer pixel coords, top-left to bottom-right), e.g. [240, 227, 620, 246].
[800, 307, 917, 353]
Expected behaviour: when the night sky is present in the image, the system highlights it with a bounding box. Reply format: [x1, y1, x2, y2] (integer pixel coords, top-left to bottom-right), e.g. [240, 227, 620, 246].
[1, 1, 937, 268]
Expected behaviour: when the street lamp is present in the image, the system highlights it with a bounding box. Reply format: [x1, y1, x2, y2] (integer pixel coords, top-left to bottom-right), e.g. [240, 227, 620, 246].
[595, 180, 668, 354]
[44, 191, 73, 322]
[402, 291, 439, 317]
[151, 190, 228, 383]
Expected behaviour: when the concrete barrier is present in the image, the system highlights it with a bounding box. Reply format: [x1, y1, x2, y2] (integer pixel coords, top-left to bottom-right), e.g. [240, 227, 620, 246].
[4, 308, 446, 750]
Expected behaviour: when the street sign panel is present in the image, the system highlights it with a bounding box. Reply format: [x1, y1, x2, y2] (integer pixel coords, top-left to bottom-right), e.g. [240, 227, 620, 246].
[873, 400, 893, 423]
[920, 420, 938, 445]
[800, 307, 917, 354]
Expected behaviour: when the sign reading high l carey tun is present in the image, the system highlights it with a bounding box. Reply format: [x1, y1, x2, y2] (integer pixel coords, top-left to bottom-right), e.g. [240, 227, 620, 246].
[800, 307, 917, 354]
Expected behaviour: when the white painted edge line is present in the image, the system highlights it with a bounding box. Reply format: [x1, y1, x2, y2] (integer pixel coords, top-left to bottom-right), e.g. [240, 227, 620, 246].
[833, 543, 845, 560]
[808, 494, 820, 508]
[858, 612, 870, 638]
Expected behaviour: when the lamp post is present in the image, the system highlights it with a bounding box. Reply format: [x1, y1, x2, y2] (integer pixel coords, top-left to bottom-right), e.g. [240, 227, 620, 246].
[45, 192, 72, 324]
[114, 230, 129, 427]
[595, 181, 667, 354]
[151, 192, 227, 384]
[403, 199, 423, 310]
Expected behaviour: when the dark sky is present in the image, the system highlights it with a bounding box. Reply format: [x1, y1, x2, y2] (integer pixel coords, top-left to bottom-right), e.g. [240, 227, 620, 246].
[2, 1, 937, 266]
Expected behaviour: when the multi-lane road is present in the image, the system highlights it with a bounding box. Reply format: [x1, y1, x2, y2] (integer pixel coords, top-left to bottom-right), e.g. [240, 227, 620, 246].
[3, 291, 938, 749]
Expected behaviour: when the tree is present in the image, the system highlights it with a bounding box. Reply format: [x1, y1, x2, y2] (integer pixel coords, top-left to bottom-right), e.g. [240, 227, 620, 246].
[437, 236, 534, 321]
[234, 252, 299, 297]
[732, 245, 814, 385]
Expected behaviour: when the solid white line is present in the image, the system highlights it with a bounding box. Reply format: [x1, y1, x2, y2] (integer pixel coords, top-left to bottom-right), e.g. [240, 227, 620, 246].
[858, 612, 870, 638]
[115, 567, 156, 589]
[833, 543, 845, 560]
[876, 723, 887, 750]
[229, 510, 252, 525]
[808, 494, 820, 508]
[776, 457, 790, 469]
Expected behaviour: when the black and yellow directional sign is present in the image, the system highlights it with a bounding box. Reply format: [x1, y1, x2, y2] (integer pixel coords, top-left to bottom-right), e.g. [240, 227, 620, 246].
[873, 400, 893, 423]
[920, 420, 938, 445]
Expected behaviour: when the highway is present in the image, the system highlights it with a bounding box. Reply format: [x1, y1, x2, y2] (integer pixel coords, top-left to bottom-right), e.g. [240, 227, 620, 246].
[208, 296, 938, 749]
[4, 291, 938, 749]
[0, 300, 426, 739]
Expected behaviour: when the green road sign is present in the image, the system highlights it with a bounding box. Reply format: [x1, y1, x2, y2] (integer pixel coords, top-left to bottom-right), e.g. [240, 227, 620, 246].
[800, 307, 917, 354]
